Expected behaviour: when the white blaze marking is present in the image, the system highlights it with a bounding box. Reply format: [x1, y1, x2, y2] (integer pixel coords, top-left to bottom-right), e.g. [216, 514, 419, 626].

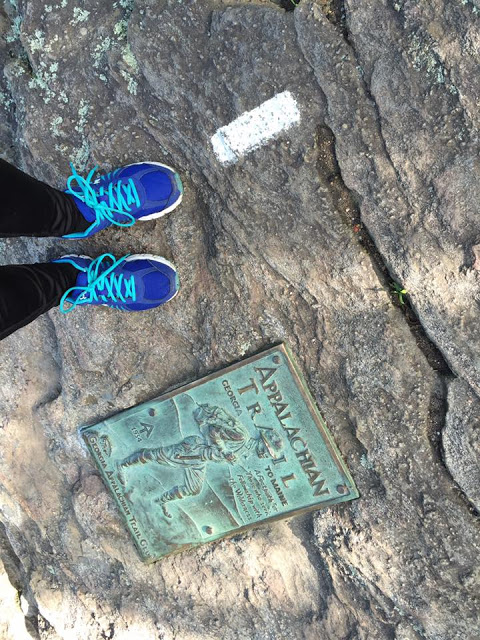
[211, 91, 301, 164]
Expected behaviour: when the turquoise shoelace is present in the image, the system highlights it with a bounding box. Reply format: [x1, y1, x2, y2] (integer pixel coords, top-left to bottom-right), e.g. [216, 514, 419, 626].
[59, 253, 137, 314]
[65, 164, 141, 232]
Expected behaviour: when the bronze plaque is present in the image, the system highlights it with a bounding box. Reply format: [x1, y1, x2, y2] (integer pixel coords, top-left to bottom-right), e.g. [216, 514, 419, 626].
[81, 344, 358, 562]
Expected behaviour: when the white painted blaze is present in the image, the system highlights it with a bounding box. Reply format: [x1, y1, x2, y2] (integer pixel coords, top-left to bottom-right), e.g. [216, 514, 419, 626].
[211, 91, 301, 164]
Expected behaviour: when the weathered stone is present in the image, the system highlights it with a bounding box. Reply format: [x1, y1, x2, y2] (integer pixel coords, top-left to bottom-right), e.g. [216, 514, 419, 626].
[296, 0, 480, 394]
[0, 1, 478, 639]
[444, 379, 480, 513]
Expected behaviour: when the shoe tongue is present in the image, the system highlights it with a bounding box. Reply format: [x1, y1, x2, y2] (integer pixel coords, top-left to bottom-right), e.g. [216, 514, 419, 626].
[75, 271, 89, 289]
[74, 263, 130, 300]
[67, 270, 89, 302]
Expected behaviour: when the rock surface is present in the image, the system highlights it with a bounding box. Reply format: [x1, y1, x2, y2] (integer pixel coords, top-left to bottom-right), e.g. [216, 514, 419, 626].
[444, 378, 480, 512]
[0, 0, 479, 639]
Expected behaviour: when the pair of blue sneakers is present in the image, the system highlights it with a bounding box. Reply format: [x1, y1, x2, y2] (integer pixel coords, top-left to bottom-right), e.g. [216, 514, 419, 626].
[54, 162, 184, 314]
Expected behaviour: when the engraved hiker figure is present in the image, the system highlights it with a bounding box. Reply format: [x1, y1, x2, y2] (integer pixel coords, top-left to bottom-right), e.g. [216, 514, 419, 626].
[117, 402, 283, 518]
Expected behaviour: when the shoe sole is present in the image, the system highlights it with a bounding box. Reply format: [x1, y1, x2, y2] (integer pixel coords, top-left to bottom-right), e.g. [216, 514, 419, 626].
[122, 161, 184, 221]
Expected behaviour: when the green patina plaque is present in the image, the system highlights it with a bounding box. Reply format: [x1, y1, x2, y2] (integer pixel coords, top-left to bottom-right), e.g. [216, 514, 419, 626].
[81, 344, 358, 562]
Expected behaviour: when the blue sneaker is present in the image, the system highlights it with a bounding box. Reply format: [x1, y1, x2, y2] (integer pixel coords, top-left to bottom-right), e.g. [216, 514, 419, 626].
[53, 253, 180, 313]
[63, 162, 184, 239]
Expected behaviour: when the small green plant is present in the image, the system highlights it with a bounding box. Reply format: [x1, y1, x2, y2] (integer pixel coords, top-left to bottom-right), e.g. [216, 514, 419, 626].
[391, 281, 408, 305]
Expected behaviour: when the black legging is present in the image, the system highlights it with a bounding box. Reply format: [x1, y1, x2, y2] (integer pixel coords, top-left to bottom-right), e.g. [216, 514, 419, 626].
[0, 159, 88, 237]
[0, 160, 89, 340]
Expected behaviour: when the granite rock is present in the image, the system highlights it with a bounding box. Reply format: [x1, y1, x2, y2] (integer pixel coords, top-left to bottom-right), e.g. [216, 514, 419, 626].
[0, 1, 479, 639]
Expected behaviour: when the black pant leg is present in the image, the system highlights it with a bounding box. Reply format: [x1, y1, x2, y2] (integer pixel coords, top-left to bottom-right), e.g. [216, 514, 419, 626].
[0, 262, 78, 340]
[0, 159, 89, 237]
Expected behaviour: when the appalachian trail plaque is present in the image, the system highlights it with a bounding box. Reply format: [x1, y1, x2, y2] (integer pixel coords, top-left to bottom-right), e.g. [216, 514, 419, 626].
[81, 344, 359, 562]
